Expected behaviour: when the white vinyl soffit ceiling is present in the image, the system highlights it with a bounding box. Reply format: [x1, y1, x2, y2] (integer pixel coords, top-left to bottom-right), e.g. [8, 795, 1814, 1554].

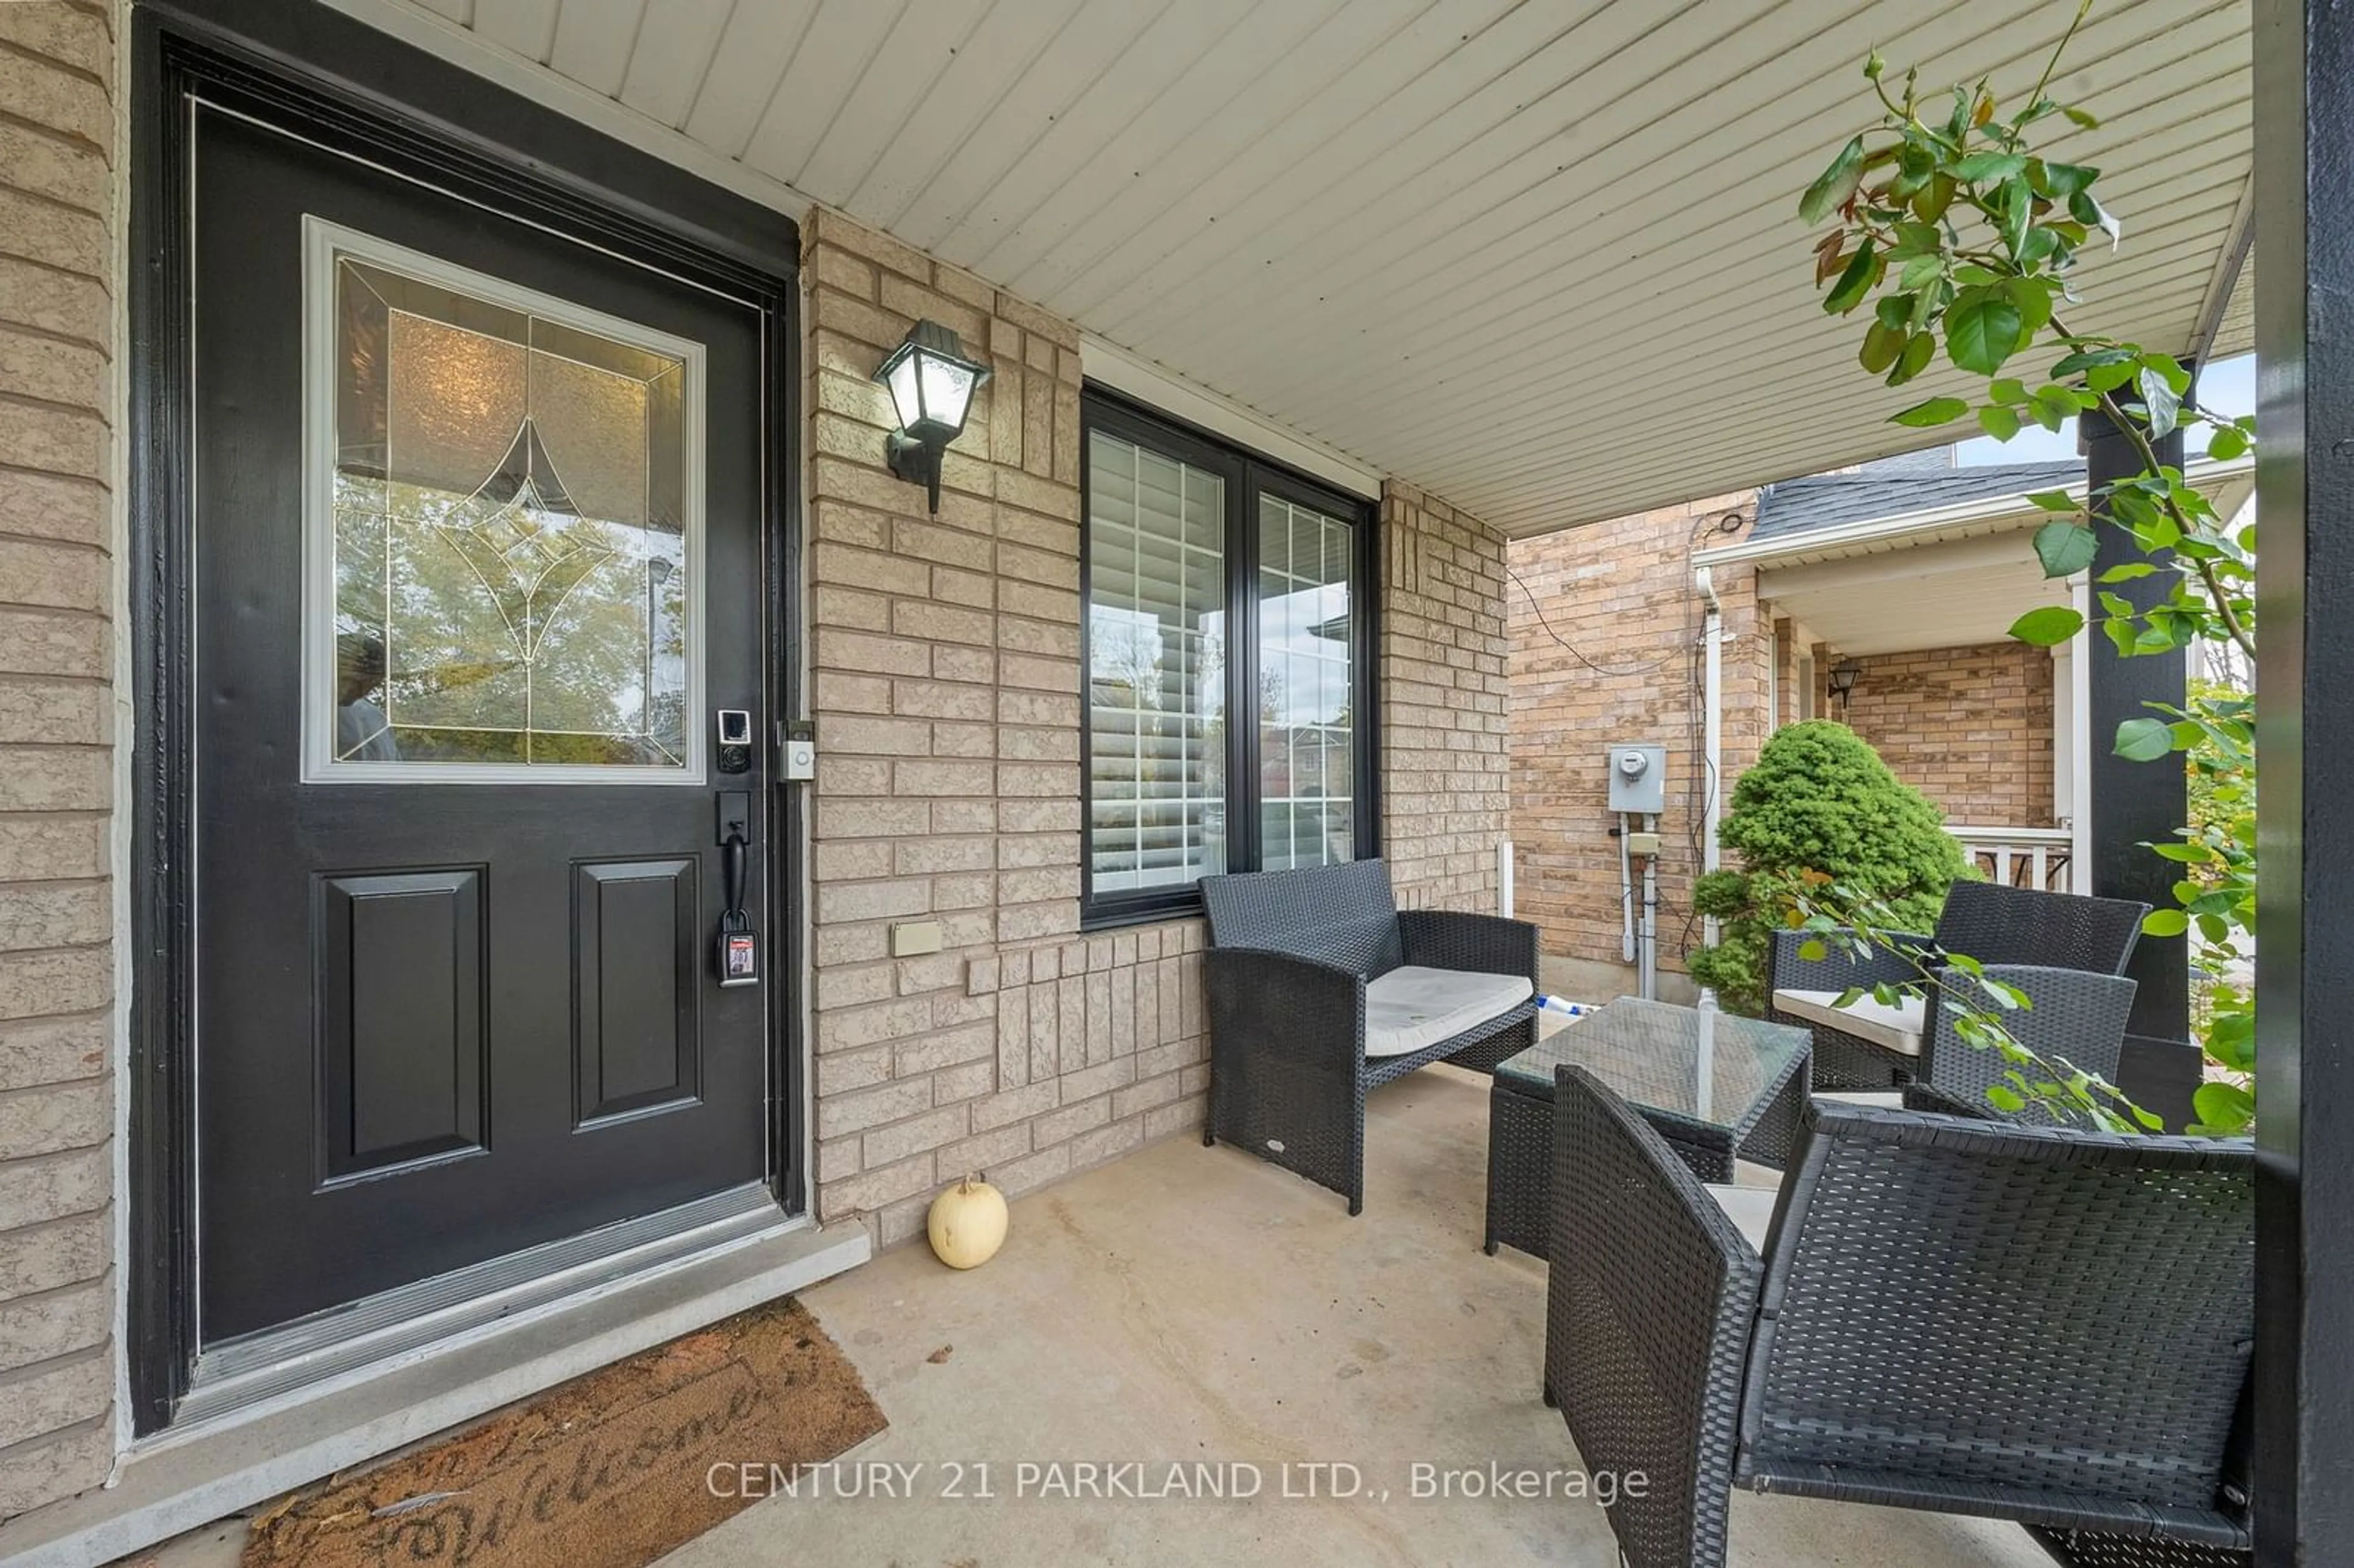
[351, 0, 2255, 538]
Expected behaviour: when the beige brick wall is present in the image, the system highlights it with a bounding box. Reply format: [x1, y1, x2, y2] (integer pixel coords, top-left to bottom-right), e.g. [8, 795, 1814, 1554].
[804, 213, 1516, 1247]
[0, 0, 120, 1520]
[1509, 501, 2060, 975]
[1379, 481, 1510, 911]
[1838, 641, 2057, 828]
[802, 209, 1213, 1249]
[1506, 496, 1767, 976]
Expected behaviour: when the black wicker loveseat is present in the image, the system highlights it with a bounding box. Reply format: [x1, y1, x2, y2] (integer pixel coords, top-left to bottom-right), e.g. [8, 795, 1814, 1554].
[1200, 859, 1538, 1214]
[1544, 1065, 2254, 1568]
[1768, 880, 2149, 1089]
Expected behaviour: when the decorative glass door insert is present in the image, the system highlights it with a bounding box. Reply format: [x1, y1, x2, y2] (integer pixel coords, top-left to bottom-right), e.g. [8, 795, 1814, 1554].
[303, 218, 706, 780]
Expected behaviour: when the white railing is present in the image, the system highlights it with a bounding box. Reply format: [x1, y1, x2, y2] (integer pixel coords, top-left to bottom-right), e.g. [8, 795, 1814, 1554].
[1948, 824, 2081, 892]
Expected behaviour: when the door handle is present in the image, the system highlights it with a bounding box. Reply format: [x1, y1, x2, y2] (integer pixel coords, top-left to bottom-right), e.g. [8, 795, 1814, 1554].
[715, 792, 757, 988]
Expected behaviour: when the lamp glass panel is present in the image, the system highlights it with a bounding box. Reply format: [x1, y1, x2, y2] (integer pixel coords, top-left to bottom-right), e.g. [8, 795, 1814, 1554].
[884, 352, 924, 433]
[916, 353, 978, 436]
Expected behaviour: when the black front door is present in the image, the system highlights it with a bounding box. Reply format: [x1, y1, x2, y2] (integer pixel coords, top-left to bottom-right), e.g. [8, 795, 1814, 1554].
[191, 103, 775, 1345]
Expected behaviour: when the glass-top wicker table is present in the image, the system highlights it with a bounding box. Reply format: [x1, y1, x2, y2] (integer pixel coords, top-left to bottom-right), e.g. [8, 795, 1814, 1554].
[1483, 997, 1811, 1260]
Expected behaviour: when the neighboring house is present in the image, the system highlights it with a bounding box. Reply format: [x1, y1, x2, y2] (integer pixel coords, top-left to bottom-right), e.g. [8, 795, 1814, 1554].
[1506, 447, 2254, 1001]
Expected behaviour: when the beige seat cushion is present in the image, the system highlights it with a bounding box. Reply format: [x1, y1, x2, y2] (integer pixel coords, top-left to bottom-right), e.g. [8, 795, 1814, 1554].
[1703, 1183, 1780, 1250]
[1363, 967, 1533, 1059]
[1771, 988, 1926, 1058]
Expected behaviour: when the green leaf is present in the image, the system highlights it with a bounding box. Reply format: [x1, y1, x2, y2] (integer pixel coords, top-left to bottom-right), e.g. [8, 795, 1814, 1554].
[2062, 105, 2101, 130]
[1898, 253, 1946, 291]
[2000, 175, 2033, 258]
[2032, 384, 2081, 432]
[2086, 358, 2141, 394]
[2050, 346, 2136, 376]
[1888, 330, 1935, 386]
[2190, 1081, 2255, 1137]
[2009, 605, 2085, 645]
[1797, 939, 1827, 962]
[2032, 520, 2098, 577]
[1952, 150, 2027, 182]
[2207, 424, 2250, 461]
[2027, 489, 2080, 512]
[1800, 135, 1868, 224]
[1913, 172, 1957, 223]
[2138, 367, 2182, 440]
[1978, 404, 2021, 441]
[1890, 395, 1970, 427]
[1985, 1084, 2028, 1113]
[1824, 238, 1878, 314]
[1989, 377, 2030, 405]
[2141, 908, 2190, 937]
[1860, 319, 1907, 373]
[2097, 562, 2157, 582]
[1945, 289, 2024, 375]
[2040, 161, 2098, 197]
[2115, 717, 2177, 762]
[2070, 188, 2120, 246]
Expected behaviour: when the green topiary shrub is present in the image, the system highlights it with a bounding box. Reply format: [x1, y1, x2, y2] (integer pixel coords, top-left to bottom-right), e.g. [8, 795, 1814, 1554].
[1686, 721, 1970, 1014]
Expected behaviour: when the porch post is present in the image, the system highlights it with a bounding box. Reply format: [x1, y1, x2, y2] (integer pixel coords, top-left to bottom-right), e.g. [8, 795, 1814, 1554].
[2081, 406, 2197, 1127]
[2253, 1, 2354, 1559]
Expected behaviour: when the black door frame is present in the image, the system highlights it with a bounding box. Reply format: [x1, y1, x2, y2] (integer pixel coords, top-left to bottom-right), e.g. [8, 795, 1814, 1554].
[128, 0, 806, 1434]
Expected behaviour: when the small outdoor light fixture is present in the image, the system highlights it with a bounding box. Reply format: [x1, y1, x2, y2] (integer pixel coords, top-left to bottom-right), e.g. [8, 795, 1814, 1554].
[874, 319, 989, 515]
[1828, 659, 1863, 705]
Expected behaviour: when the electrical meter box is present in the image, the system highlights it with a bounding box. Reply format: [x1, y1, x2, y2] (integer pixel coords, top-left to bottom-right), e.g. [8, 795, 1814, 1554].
[1607, 743, 1667, 815]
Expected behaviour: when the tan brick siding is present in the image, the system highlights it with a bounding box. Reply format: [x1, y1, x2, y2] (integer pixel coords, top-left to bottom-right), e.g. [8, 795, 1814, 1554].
[1509, 501, 2060, 976]
[804, 209, 1217, 1250]
[1506, 496, 1766, 976]
[1380, 481, 1510, 912]
[0, 0, 118, 1520]
[804, 212, 1515, 1247]
[1838, 641, 2057, 828]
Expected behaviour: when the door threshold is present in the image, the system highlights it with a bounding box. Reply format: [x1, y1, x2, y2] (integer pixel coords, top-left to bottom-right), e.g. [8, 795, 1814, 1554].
[181, 1182, 789, 1427]
[0, 1218, 870, 1568]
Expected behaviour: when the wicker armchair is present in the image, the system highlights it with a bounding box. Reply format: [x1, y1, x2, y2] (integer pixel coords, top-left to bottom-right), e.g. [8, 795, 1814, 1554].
[1901, 965, 2138, 1121]
[1544, 1066, 2253, 1568]
[1768, 880, 2150, 1089]
[1200, 859, 1537, 1214]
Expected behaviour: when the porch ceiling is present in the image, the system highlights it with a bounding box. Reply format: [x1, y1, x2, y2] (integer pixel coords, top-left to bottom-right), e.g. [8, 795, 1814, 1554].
[347, 0, 2252, 537]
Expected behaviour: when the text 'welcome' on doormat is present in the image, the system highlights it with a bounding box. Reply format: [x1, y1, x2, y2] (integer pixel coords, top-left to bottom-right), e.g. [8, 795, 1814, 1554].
[243, 1297, 886, 1568]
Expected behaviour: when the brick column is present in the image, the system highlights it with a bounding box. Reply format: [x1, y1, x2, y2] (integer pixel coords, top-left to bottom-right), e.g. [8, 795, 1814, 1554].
[0, 0, 121, 1520]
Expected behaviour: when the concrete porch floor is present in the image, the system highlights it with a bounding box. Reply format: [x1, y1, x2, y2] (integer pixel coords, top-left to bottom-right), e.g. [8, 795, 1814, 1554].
[139, 1065, 2051, 1568]
[684, 1064, 2047, 1567]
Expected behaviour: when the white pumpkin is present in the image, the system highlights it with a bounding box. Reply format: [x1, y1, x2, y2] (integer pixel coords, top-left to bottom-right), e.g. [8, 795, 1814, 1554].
[926, 1175, 1008, 1270]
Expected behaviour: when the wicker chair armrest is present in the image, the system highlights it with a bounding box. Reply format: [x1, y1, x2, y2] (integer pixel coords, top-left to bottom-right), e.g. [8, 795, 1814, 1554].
[1203, 947, 1366, 1059]
[1548, 1065, 1764, 1568]
[1767, 927, 1930, 996]
[1396, 909, 1539, 981]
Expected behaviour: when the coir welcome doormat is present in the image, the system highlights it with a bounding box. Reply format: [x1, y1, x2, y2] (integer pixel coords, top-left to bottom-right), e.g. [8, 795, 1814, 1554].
[243, 1297, 885, 1568]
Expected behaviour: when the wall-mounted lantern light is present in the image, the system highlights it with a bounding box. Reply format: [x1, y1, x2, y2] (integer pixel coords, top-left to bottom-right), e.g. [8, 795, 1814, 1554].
[874, 319, 989, 515]
[1827, 659, 1862, 706]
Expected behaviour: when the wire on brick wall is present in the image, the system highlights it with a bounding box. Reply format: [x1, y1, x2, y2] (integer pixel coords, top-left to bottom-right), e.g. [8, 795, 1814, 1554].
[1507, 565, 1683, 677]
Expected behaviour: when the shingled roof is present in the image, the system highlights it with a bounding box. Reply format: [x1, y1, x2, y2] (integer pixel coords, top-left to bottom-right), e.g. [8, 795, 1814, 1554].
[1751, 460, 2084, 542]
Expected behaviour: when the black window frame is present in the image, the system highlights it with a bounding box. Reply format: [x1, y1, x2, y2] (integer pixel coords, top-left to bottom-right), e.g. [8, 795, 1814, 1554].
[1078, 384, 1381, 928]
